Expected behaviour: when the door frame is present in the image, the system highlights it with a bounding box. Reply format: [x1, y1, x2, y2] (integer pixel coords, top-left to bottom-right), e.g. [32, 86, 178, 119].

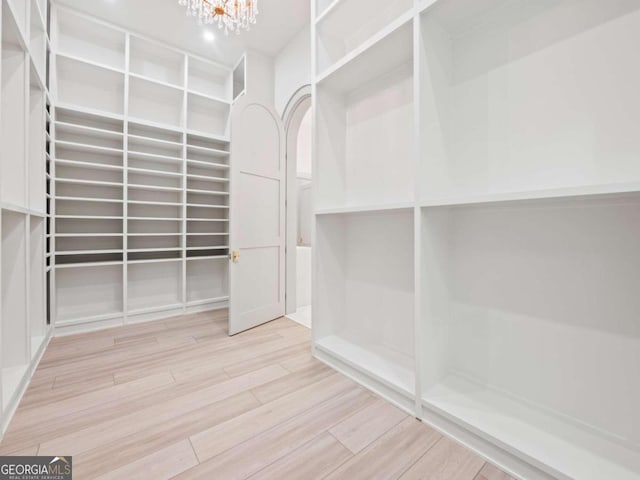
[282, 85, 312, 316]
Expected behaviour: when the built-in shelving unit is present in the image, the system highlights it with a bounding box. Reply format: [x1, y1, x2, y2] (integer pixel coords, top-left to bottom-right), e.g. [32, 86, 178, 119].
[0, 0, 51, 435]
[50, 5, 238, 333]
[312, 1, 640, 479]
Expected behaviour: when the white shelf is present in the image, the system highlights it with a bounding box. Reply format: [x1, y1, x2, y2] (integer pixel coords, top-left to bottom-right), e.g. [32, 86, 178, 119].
[187, 144, 230, 156]
[128, 200, 182, 207]
[128, 184, 181, 193]
[422, 375, 640, 480]
[55, 196, 123, 204]
[316, 335, 414, 397]
[316, 203, 415, 216]
[187, 159, 229, 170]
[56, 178, 124, 188]
[55, 159, 123, 172]
[128, 167, 182, 179]
[128, 133, 182, 149]
[56, 121, 124, 141]
[128, 150, 182, 164]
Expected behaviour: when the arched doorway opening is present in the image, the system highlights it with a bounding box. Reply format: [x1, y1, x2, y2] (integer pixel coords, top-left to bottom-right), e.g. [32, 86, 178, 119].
[282, 86, 312, 327]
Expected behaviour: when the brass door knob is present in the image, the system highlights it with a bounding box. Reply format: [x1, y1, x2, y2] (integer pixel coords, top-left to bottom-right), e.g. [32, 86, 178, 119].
[232, 250, 239, 263]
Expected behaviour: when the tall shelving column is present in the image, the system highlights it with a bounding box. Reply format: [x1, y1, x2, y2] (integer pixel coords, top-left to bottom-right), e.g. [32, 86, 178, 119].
[312, 0, 418, 413]
[0, 0, 51, 434]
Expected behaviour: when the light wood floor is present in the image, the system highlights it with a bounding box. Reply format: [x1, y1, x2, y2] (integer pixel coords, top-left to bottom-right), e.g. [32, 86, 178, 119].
[0, 310, 516, 480]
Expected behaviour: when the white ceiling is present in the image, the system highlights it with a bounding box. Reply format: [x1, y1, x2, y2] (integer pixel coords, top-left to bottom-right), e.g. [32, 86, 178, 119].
[53, 0, 310, 65]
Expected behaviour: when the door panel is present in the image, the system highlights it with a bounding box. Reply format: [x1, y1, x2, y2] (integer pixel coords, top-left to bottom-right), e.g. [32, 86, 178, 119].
[229, 99, 285, 335]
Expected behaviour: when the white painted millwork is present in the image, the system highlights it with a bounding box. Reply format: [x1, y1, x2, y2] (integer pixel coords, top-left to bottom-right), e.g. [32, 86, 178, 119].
[0, 0, 52, 436]
[312, 1, 640, 479]
[49, 5, 246, 335]
[229, 97, 286, 335]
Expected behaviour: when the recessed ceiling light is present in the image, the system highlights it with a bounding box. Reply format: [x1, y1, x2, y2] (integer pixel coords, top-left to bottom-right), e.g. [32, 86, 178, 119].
[203, 31, 215, 43]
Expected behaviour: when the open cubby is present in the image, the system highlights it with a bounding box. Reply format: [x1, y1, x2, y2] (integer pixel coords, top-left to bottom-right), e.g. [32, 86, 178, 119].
[1, 14, 27, 208]
[188, 57, 230, 100]
[128, 203, 181, 220]
[129, 122, 183, 144]
[186, 258, 228, 303]
[420, 194, 640, 480]
[56, 183, 123, 203]
[56, 55, 125, 115]
[419, 0, 640, 203]
[129, 36, 184, 88]
[56, 163, 123, 185]
[55, 264, 123, 322]
[315, 209, 415, 403]
[30, 217, 46, 352]
[316, 0, 412, 75]
[56, 107, 124, 134]
[1, 211, 28, 370]
[54, 9, 125, 70]
[55, 217, 122, 235]
[56, 123, 124, 150]
[29, 76, 46, 213]
[127, 219, 181, 235]
[128, 135, 183, 160]
[55, 199, 122, 218]
[128, 188, 181, 205]
[187, 93, 230, 138]
[129, 76, 184, 128]
[56, 235, 122, 253]
[316, 20, 414, 211]
[128, 261, 182, 312]
[29, 0, 46, 81]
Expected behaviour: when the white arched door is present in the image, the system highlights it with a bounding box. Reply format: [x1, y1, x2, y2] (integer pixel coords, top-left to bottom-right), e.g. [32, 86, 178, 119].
[229, 98, 286, 335]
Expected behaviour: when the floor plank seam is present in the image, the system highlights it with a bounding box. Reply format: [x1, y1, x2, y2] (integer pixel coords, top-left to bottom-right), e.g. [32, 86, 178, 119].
[395, 429, 446, 480]
[188, 437, 202, 465]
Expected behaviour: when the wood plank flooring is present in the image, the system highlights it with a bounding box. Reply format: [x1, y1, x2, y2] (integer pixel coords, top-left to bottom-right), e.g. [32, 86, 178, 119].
[0, 310, 517, 480]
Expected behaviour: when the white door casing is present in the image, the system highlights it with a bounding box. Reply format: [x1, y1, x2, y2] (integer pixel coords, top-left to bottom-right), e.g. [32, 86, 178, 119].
[229, 97, 286, 335]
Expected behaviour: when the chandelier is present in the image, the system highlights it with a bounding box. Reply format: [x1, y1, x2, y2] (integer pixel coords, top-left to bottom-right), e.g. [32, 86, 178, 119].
[179, 0, 259, 35]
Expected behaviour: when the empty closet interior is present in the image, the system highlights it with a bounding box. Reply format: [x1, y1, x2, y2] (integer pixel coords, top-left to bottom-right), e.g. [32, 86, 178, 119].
[312, 1, 640, 479]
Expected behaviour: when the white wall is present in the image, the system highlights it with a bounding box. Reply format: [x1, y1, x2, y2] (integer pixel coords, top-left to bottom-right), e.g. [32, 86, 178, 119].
[274, 24, 311, 116]
[245, 50, 275, 106]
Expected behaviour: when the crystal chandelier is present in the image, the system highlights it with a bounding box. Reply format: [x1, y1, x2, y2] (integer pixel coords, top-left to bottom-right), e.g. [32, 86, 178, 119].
[179, 0, 259, 35]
